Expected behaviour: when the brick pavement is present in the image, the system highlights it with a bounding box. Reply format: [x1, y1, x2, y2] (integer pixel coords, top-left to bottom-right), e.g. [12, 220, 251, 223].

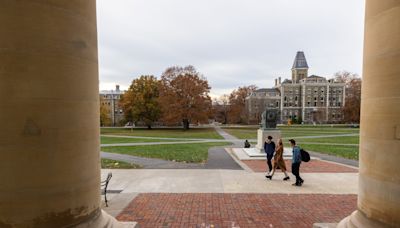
[241, 160, 357, 173]
[117, 193, 356, 228]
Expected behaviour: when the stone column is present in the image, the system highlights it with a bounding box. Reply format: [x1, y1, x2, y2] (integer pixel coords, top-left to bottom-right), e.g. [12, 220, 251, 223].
[0, 1, 123, 227]
[338, 0, 400, 227]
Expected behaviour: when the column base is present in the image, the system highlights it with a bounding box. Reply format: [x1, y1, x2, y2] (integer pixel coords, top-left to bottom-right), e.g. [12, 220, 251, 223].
[337, 210, 390, 228]
[75, 210, 136, 228]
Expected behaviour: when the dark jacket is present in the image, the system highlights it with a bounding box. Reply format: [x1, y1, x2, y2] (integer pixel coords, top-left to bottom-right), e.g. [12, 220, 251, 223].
[264, 141, 275, 156]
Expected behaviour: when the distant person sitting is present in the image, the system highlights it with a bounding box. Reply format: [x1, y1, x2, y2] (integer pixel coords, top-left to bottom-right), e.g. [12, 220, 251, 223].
[264, 136, 275, 176]
[244, 140, 251, 148]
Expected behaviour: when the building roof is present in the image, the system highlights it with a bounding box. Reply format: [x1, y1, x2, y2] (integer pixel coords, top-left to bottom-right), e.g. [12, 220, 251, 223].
[254, 88, 279, 93]
[282, 79, 293, 84]
[308, 75, 324, 78]
[292, 51, 309, 69]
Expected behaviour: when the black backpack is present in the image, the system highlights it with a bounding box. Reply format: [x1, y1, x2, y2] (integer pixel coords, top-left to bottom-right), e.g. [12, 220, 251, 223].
[300, 149, 310, 162]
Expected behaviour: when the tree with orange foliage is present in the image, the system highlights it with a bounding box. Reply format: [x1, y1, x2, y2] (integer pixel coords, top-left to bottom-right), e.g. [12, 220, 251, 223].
[228, 85, 257, 124]
[335, 71, 362, 123]
[159, 66, 212, 130]
[121, 75, 161, 129]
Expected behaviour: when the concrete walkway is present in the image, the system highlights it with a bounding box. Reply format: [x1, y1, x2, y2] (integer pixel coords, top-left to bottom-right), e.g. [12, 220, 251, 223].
[102, 169, 358, 195]
[214, 126, 242, 147]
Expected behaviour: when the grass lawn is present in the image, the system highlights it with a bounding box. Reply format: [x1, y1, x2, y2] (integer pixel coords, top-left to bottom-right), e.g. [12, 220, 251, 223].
[101, 128, 222, 139]
[296, 136, 359, 144]
[222, 126, 359, 140]
[101, 158, 141, 169]
[101, 142, 231, 163]
[222, 125, 360, 160]
[299, 144, 359, 160]
[101, 136, 178, 144]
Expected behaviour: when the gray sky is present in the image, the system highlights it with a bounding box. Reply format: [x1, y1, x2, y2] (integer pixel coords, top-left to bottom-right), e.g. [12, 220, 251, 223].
[97, 0, 365, 98]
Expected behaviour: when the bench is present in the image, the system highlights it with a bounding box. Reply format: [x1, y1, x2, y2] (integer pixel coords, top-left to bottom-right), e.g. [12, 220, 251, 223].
[101, 172, 112, 207]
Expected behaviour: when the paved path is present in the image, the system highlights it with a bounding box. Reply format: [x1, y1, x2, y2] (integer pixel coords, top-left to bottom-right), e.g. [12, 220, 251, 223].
[214, 126, 243, 147]
[101, 127, 244, 170]
[204, 147, 242, 170]
[101, 149, 242, 170]
[102, 169, 358, 194]
[117, 193, 356, 228]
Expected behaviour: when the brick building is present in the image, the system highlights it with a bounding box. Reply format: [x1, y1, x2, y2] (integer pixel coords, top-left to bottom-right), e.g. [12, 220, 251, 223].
[246, 51, 345, 124]
[100, 85, 125, 126]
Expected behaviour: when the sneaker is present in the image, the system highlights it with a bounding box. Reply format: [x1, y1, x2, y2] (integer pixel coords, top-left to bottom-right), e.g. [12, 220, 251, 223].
[265, 175, 272, 180]
[292, 182, 301, 187]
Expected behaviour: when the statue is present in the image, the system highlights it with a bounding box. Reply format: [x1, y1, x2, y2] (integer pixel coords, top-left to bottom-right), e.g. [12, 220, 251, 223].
[260, 109, 278, 129]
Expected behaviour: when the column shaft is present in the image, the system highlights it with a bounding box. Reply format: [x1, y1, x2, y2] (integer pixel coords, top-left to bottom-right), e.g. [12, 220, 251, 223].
[0, 1, 105, 226]
[338, 0, 400, 227]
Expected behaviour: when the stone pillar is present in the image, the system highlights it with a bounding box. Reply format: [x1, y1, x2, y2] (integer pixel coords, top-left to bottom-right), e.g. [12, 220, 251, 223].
[338, 0, 400, 227]
[0, 1, 123, 227]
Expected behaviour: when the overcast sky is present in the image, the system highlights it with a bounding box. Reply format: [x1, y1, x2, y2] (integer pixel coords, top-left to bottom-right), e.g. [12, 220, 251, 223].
[97, 0, 365, 98]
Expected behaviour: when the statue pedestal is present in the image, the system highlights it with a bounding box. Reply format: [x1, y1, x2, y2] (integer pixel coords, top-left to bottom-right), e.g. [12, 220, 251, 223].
[255, 129, 282, 153]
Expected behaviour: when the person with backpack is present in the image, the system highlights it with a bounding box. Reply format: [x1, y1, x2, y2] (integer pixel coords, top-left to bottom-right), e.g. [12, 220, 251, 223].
[289, 139, 304, 186]
[266, 139, 290, 181]
[264, 136, 275, 176]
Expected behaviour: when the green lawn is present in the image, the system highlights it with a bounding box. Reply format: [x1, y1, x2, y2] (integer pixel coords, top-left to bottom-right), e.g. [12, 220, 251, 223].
[101, 142, 231, 163]
[101, 136, 178, 144]
[101, 158, 141, 169]
[101, 128, 222, 139]
[299, 144, 359, 160]
[222, 125, 360, 160]
[222, 126, 359, 140]
[296, 136, 359, 144]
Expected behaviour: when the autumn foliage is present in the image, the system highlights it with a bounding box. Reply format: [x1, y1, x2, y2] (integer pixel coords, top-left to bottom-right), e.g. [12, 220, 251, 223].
[227, 85, 257, 124]
[159, 66, 212, 130]
[121, 75, 161, 129]
[335, 71, 362, 123]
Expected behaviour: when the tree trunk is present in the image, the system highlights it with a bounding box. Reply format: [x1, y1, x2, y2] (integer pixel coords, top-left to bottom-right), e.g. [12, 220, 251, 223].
[147, 124, 152, 130]
[183, 119, 190, 130]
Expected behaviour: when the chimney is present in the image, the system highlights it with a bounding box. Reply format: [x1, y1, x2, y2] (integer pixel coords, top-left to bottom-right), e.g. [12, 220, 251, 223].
[278, 77, 281, 84]
[116, 85, 120, 92]
[275, 79, 277, 86]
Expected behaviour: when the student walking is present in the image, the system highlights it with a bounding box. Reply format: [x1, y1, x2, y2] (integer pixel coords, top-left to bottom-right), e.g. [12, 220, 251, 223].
[289, 139, 304, 186]
[266, 139, 290, 181]
[264, 136, 275, 176]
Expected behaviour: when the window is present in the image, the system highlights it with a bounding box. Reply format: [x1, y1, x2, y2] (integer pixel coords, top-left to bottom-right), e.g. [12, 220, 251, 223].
[314, 102, 317, 106]
[295, 96, 298, 101]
